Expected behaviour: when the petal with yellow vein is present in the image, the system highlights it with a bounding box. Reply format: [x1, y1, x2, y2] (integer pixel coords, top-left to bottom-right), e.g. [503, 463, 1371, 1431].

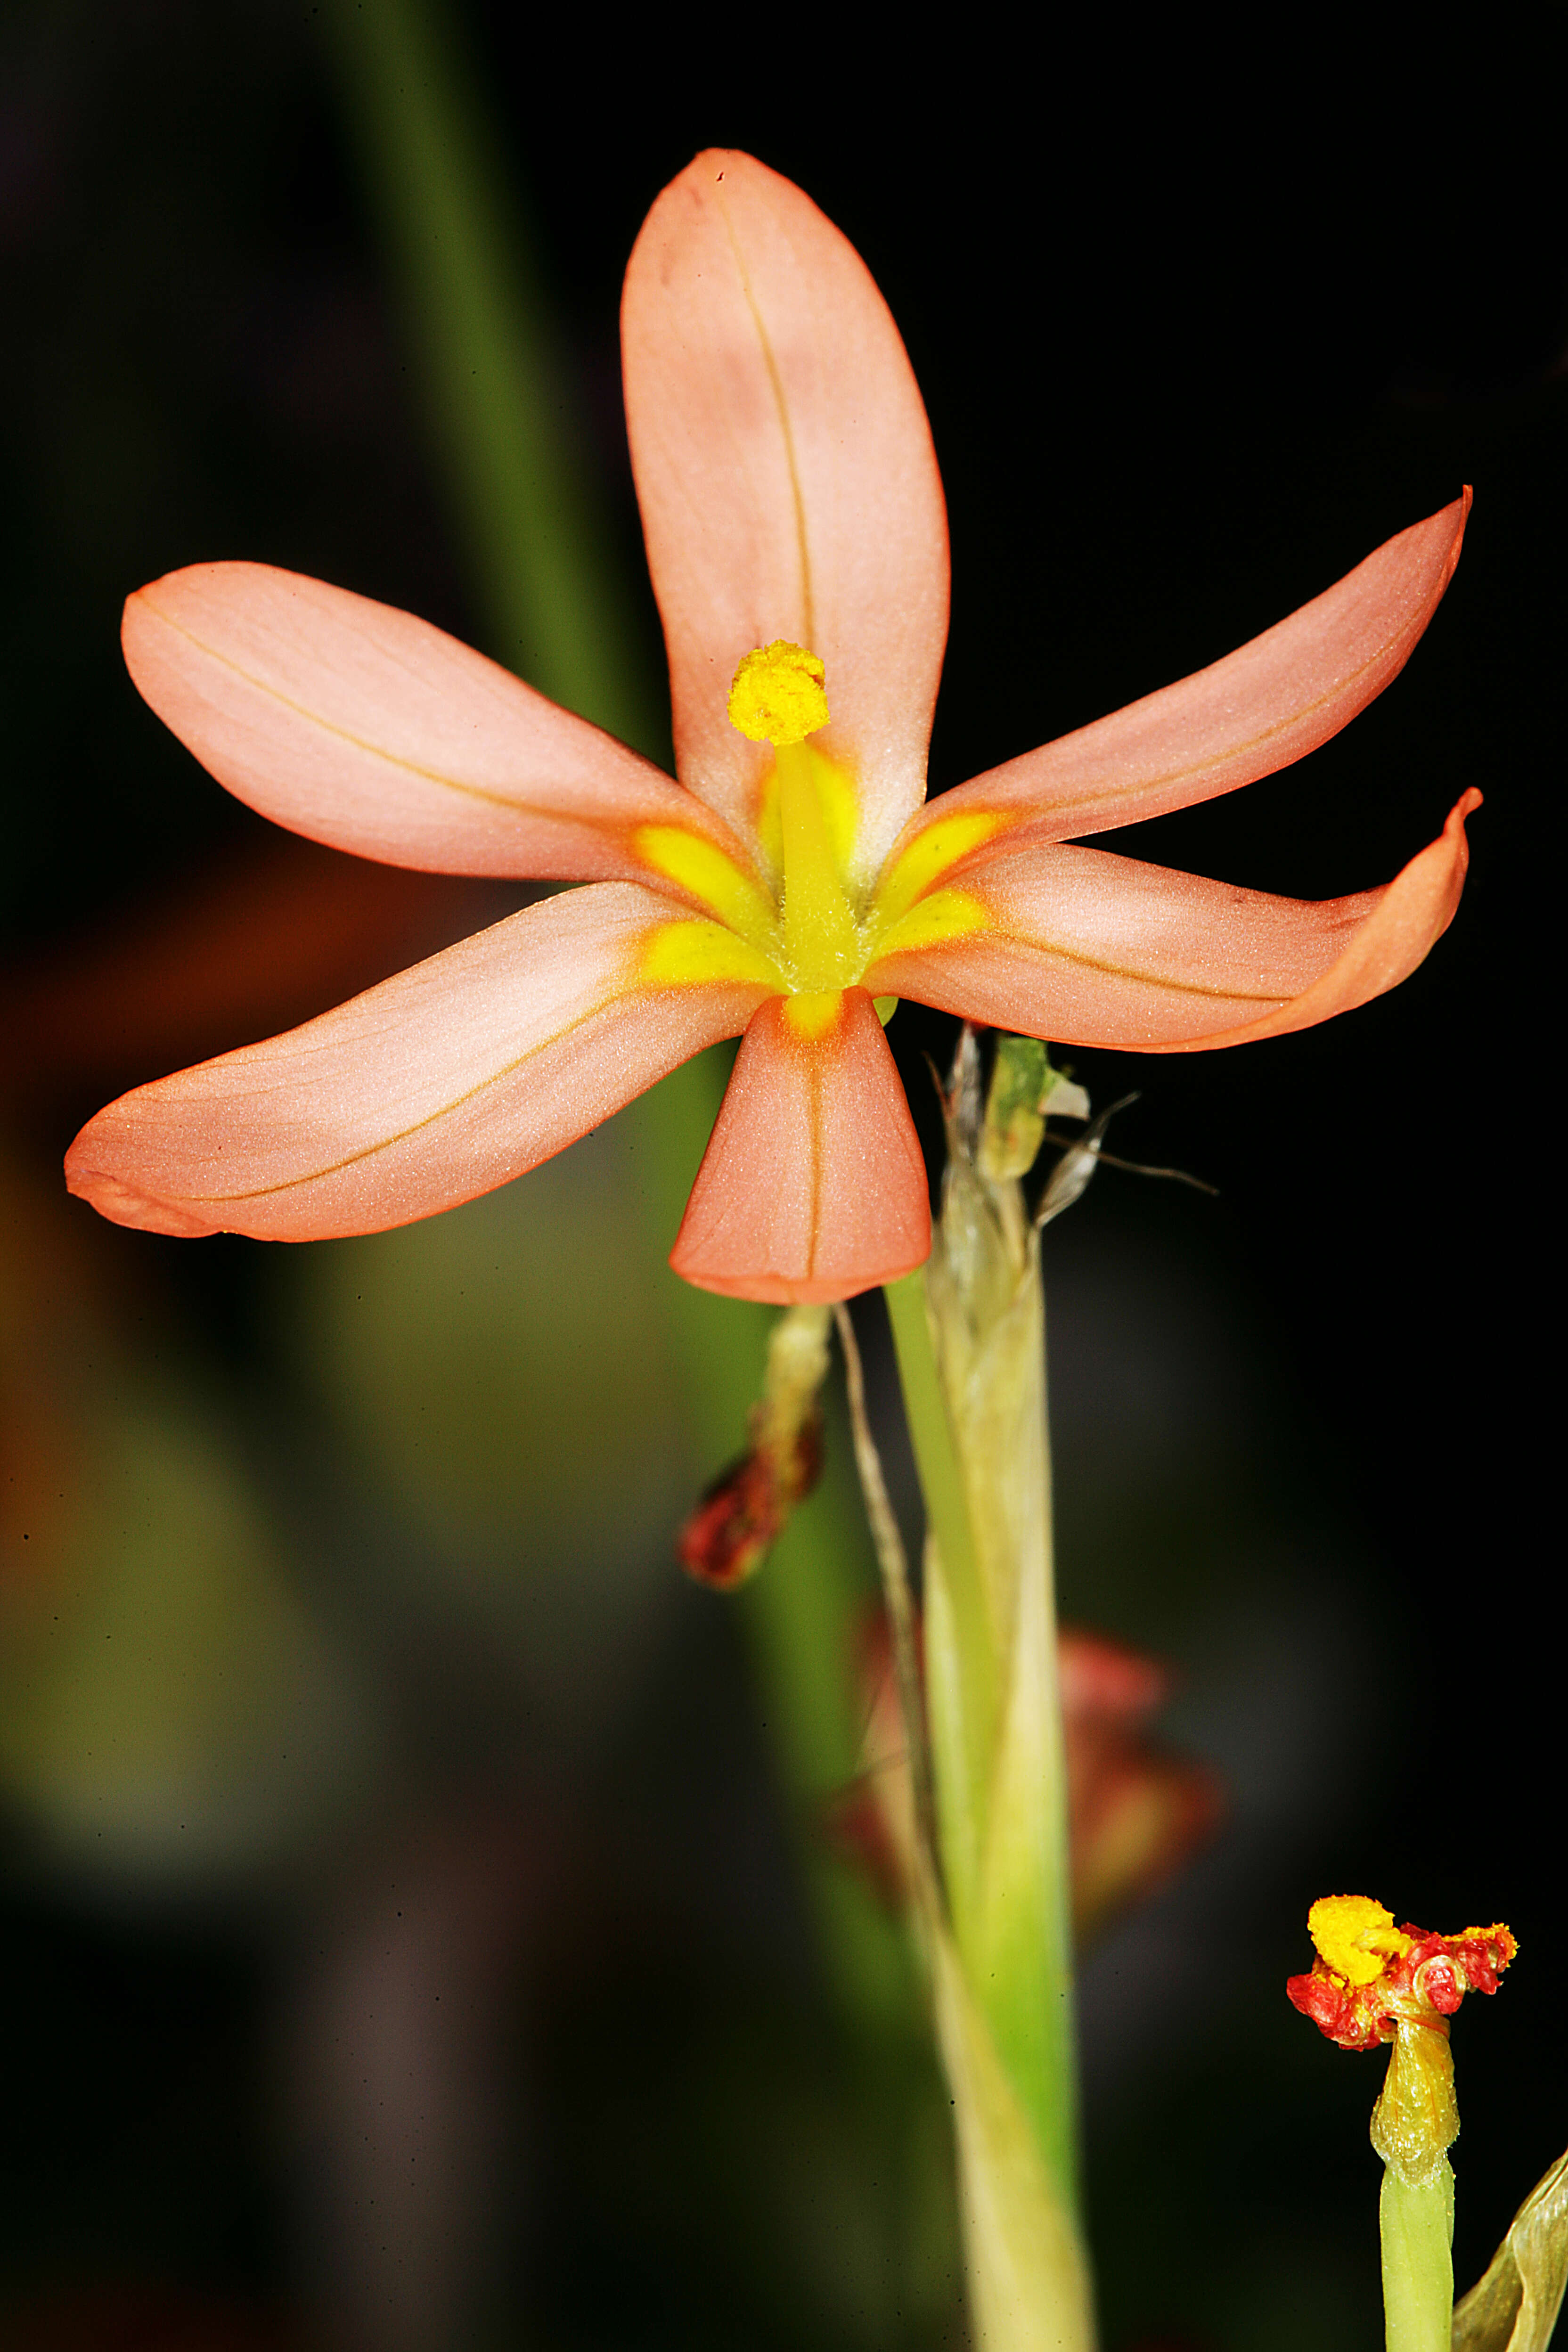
[887, 493, 1470, 874]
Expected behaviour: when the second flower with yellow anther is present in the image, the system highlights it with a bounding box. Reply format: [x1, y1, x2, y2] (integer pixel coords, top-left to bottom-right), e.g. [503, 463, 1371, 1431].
[1288, 1895, 1516, 2185]
[1288, 1897, 1516, 2053]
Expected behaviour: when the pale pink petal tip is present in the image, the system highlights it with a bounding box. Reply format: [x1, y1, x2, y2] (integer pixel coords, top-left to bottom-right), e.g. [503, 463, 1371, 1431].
[1194, 782, 1482, 1051]
[671, 988, 931, 1303]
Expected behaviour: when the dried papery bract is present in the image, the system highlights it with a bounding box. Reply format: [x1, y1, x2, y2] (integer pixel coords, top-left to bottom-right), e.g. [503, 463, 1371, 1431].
[1453, 2145, 1568, 2352]
[676, 1304, 830, 1588]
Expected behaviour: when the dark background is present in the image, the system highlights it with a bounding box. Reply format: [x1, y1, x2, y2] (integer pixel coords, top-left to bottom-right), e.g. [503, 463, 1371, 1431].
[1, 7, 1563, 2347]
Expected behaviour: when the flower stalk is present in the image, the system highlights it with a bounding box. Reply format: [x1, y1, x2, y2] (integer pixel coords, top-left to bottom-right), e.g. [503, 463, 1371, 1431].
[881, 1032, 1095, 2348]
[1373, 2022, 1460, 2352]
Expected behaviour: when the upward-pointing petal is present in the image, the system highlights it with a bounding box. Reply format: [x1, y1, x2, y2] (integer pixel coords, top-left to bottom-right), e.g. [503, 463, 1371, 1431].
[891, 493, 1470, 871]
[65, 884, 776, 1240]
[123, 564, 750, 885]
[623, 151, 949, 885]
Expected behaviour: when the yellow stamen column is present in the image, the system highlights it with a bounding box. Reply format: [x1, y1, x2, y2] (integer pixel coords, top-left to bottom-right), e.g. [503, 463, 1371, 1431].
[727, 640, 859, 999]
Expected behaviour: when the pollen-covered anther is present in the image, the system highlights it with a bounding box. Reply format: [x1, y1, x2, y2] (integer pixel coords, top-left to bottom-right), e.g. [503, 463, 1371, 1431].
[1287, 1896, 1517, 2053]
[1308, 1893, 1414, 1987]
[727, 640, 830, 745]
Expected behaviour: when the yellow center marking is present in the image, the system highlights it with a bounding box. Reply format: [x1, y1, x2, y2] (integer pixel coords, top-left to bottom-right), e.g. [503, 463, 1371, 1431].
[640, 920, 786, 992]
[782, 990, 844, 1041]
[866, 886, 989, 964]
[651, 641, 1005, 1015]
[633, 824, 779, 944]
[723, 641, 879, 998]
[872, 808, 1013, 928]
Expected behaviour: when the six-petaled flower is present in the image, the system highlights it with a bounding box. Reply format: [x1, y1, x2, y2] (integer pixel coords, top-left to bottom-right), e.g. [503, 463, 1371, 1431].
[66, 152, 1480, 1303]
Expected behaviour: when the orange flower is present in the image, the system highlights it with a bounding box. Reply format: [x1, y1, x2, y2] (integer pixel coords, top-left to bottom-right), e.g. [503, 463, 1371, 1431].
[66, 153, 1478, 1303]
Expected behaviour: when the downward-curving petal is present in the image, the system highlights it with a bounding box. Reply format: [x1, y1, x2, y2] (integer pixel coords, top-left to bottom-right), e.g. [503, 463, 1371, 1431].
[889, 493, 1470, 876]
[65, 884, 776, 1240]
[622, 150, 949, 885]
[866, 793, 1479, 1051]
[670, 989, 931, 1303]
[123, 564, 751, 886]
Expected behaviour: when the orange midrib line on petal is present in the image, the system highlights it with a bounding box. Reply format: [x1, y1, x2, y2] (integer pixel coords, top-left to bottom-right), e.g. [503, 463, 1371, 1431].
[154, 978, 643, 1207]
[870, 923, 1292, 1007]
[142, 599, 646, 839]
[780, 994, 840, 1281]
[711, 187, 816, 649]
[1005, 604, 1445, 833]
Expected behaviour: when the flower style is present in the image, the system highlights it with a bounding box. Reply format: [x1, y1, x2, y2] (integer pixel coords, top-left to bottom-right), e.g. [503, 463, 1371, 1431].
[66, 153, 1479, 1304]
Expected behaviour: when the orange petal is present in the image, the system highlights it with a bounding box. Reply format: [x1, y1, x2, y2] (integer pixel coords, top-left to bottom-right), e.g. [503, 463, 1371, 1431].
[890, 492, 1470, 870]
[65, 884, 775, 1239]
[622, 151, 948, 884]
[122, 563, 750, 884]
[670, 989, 930, 1303]
[866, 792, 1478, 1050]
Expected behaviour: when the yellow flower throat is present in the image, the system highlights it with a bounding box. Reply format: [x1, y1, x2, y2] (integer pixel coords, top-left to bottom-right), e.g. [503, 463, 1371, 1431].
[637, 641, 999, 1027]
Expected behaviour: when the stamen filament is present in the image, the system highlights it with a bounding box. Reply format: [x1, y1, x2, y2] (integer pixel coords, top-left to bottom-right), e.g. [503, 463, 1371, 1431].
[776, 741, 860, 989]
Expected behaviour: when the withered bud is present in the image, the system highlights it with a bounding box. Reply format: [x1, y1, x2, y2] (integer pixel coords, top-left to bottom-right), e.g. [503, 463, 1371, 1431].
[677, 1304, 831, 1590]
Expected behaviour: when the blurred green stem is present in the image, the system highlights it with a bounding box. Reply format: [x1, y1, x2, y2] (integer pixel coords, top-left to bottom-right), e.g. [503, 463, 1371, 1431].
[320, 0, 646, 742]
[885, 1258, 1079, 2213]
[317, 0, 912, 2042]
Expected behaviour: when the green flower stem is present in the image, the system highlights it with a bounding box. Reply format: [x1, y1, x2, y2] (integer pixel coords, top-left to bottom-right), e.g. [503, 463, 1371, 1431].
[319, 0, 649, 743]
[841, 1290, 1094, 2352]
[884, 1252, 1081, 2229]
[884, 1268, 996, 1924]
[1381, 2161, 1455, 2352]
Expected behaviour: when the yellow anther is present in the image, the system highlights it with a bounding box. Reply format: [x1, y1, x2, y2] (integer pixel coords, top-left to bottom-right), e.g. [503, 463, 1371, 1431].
[1308, 1895, 1413, 1987]
[728, 641, 829, 746]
